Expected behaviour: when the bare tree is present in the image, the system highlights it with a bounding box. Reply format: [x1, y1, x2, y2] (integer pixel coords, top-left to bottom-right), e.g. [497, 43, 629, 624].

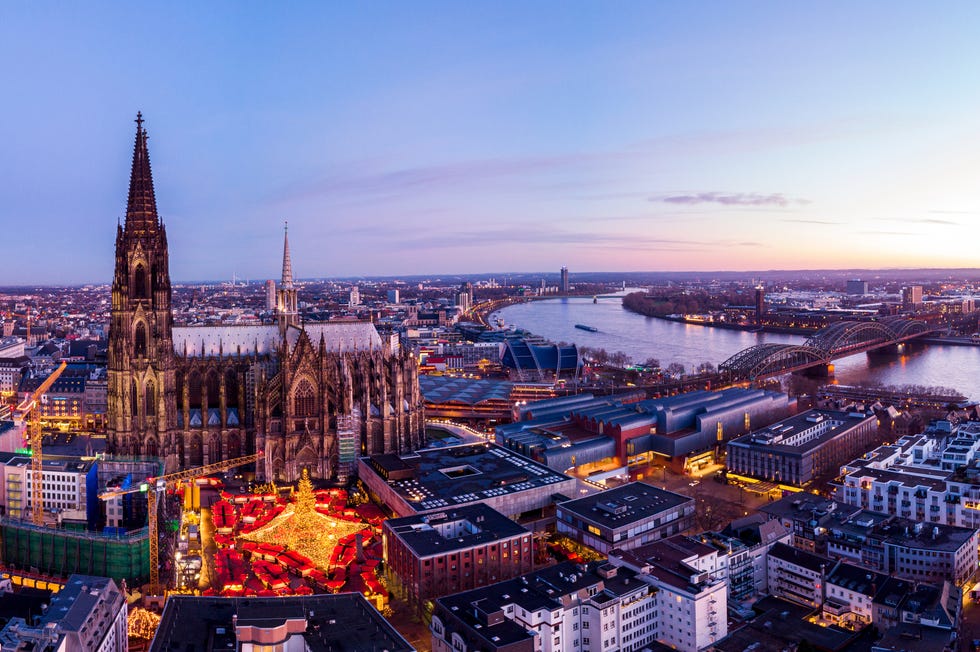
[609, 351, 632, 368]
[696, 361, 716, 374]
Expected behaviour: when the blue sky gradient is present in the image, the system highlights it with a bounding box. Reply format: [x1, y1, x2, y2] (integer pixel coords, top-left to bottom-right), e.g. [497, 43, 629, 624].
[2, 2, 980, 283]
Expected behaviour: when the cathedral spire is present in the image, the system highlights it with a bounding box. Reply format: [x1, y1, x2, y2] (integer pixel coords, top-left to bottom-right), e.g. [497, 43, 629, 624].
[281, 221, 294, 289]
[276, 221, 299, 332]
[125, 111, 159, 230]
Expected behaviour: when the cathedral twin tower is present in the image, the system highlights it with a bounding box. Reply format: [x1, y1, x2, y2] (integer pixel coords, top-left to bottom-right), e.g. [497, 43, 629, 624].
[107, 115, 425, 482]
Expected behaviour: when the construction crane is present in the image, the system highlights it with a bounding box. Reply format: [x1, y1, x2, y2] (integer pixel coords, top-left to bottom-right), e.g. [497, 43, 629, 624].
[99, 451, 264, 593]
[13, 360, 67, 525]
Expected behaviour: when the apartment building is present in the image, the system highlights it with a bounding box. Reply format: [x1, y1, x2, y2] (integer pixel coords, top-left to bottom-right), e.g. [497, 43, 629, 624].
[834, 422, 980, 529]
[608, 536, 729, 651]
[767, 542, 834, 609]
[431, 561, 658, 652]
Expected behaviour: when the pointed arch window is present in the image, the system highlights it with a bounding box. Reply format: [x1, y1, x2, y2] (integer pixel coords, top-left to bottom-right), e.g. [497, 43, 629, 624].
[131, 381, 139, 417]
[134, 322, 147, 357]
[206, 370, 220, 405]
[133, 264, 147, 299]
[225, 370, 239, 408]
[293, 379, 318, 417]
[188, 371, 202, 410]
[145, 380, 156, 416]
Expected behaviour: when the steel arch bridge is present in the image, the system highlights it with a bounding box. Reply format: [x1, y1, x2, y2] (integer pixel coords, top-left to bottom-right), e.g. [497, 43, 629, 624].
[719, 318, 933, 381]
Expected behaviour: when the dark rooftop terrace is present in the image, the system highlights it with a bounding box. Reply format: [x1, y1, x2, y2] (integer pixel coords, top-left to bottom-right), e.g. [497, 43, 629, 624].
[368, 443, 574, 513]
[557, 481, 692, 530]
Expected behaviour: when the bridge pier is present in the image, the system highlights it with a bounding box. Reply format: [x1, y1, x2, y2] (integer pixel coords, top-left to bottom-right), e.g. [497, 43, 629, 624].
[799, 363, 835, 378]
[869, 343, 901, 355]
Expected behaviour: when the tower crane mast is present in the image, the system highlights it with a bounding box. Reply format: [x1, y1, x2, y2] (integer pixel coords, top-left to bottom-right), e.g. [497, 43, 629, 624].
[14, 360, 67, 525]
[99, 451, 264, 593]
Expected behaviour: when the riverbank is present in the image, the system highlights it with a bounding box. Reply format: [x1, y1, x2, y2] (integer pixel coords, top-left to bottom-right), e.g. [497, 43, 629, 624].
[495, 295, 980, 402]
[919, 335, 980, 347]
[620, 304, 815, 337]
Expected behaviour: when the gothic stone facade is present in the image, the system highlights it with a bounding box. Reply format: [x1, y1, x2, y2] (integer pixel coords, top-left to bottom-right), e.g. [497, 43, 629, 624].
[107, 115, 425, 482]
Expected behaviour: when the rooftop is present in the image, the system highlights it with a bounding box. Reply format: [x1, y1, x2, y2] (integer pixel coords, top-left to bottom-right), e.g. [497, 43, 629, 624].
[419, 375, 513, 406]
[365, 443, 574, 513]
[556, 481, 692, 530]
[385, 503, 529, 557]
[150, 594, 413, 652]
[769, 541, 832, 574]
[436, 561, 644, 649]
[826, 561, 889, 597]
[730, 408, 874, 454]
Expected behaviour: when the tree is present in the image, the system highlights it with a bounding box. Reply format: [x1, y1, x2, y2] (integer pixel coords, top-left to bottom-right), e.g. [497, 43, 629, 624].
[641, 357, 661, 370]
[590, 348, 610, 365]
[696, 361, 716, 374]
[666, 362, 685, 378]
[609, 351, 632, 368]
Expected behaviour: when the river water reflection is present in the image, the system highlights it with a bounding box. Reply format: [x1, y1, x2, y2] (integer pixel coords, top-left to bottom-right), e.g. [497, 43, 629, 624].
[493, 296, 980, 401]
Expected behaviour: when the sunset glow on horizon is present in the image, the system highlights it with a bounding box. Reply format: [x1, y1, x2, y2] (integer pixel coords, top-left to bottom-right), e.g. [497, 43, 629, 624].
[2, 2, 980, 283]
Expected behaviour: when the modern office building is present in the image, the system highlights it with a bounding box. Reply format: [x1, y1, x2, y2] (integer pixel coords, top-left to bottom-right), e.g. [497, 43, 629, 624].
[498, 388, 795, 472]
[845, 279, 869, 295]
[264, 279, 276, 310]
[383, 503, 534, 606]
[726, 409, 879, 486]
[555, 482, 694, 554]
[360, 443, 578, 522]
[0, 453, 97, 525]
[431, 561, 658, 652]
[559, 266, 569, 294]
[902, 285, 924, 308]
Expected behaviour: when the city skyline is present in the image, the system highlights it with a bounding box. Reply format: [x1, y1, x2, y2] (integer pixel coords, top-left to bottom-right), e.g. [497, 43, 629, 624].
[3, 3, 980, 284]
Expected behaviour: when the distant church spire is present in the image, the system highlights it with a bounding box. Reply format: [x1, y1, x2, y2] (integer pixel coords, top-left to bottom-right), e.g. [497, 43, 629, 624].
[281, 221, 294, 289]
[276, 221, 298, 331]
[125, 111, 159, 231]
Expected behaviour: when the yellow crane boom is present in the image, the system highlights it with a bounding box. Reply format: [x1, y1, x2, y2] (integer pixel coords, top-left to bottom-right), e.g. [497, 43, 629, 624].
[99, 451, 264, 592]
[15, 361, 68, 525]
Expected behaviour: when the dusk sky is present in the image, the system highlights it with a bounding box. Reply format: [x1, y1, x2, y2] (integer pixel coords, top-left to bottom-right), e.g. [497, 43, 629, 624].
[3, 3, 980, 284]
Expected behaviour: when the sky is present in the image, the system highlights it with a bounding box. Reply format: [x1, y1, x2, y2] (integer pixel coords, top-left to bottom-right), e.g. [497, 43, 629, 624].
[2, 2, 980, 284]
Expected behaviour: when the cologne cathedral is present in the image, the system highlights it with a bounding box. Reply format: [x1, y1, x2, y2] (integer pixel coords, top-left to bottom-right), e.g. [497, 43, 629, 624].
[107, 115, 425, 482]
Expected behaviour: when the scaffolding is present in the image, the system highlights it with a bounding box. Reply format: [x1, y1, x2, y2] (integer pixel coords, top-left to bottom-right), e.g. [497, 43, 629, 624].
[336, 414, 359, 484]
[0, 519, 149, 585]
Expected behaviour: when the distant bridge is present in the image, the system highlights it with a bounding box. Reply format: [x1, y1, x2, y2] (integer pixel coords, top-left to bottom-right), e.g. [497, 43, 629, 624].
[719, 317, 936, 381]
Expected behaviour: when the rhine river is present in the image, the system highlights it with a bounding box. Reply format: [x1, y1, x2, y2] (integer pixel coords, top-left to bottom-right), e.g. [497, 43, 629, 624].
[492, 295, 980, 402]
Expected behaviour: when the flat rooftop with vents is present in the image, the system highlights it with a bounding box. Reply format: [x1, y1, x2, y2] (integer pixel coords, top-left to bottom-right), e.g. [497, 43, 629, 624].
[149, 594, 413, 652]
[556, 481, 695, 553]
[359, 442, 580, 520]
